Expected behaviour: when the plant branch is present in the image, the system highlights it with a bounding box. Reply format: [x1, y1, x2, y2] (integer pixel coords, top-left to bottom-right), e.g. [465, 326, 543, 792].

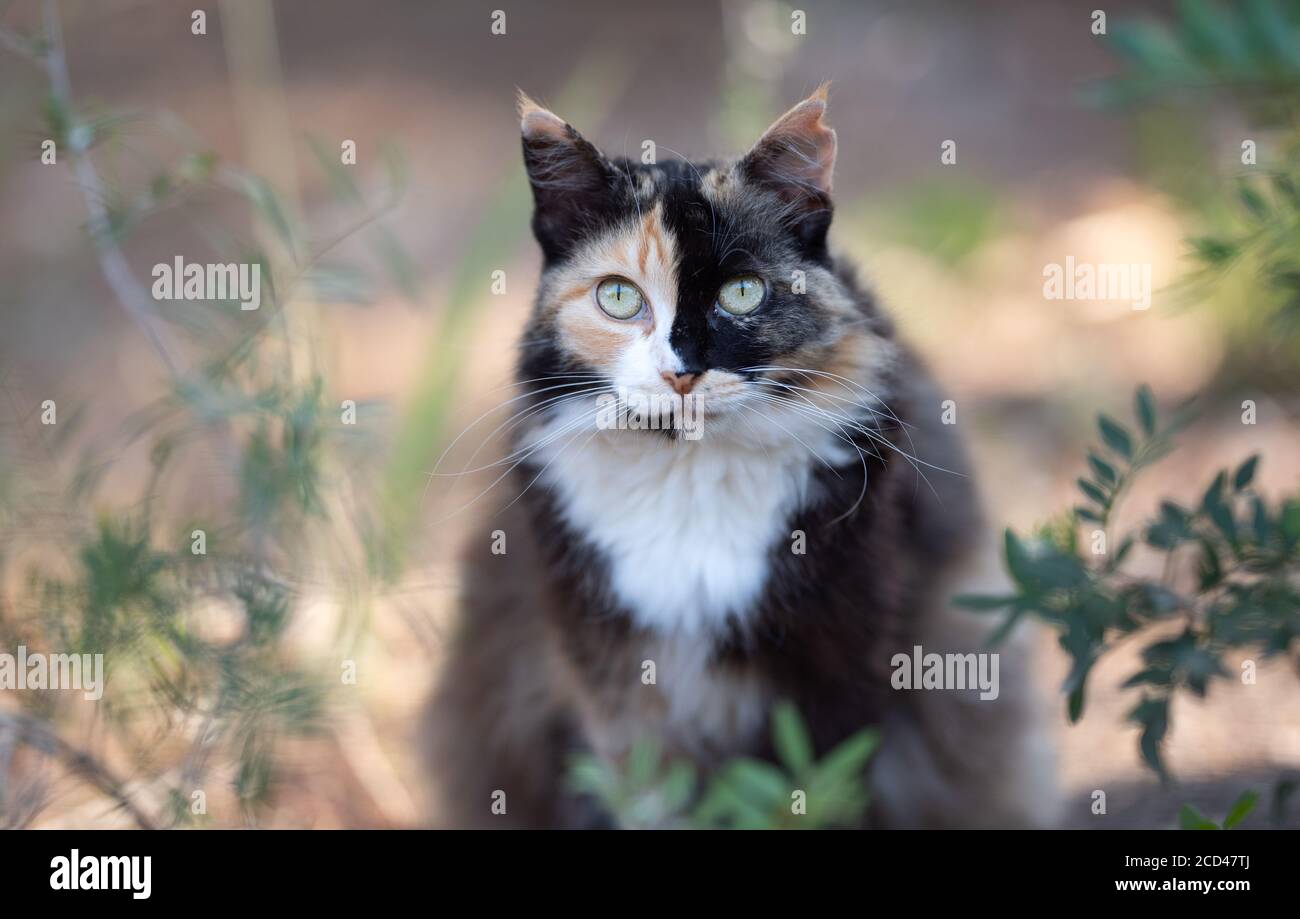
[40, 0, 183, 378]
[0, 710, 158, 830]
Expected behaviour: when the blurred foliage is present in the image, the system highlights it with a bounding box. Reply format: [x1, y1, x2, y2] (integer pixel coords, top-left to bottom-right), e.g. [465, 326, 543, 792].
[960, 2, 1300, 815]
[857, 180, 1004, 268]
[1098, 0, 1300, 386]
[371, 49, 635, 582]
[0, 5, 411, 827]
[1098, 0, 1300, 124]
[959, 387, 1300, 784]
[1183, 165, 1300, 349]
[567, 702, 878, 829]
[1179, 789, 1258, 829]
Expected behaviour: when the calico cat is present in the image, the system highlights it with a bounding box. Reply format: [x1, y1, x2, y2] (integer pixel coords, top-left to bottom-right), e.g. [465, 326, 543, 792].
[423, 86, 1058, 828]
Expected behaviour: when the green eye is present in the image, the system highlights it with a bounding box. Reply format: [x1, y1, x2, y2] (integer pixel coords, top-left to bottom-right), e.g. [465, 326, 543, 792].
[595, 277, 645, 319]
[717, 274, 766, 315]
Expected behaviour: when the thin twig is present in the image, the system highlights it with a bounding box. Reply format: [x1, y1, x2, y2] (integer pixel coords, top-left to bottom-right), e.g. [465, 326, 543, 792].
[41, 0, 183, 377]
[35, 0, 247, 474]
[0, 711, 158, 829]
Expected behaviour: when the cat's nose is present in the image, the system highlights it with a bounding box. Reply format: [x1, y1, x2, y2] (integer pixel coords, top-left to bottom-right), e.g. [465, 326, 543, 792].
[661, 371, 699, 395]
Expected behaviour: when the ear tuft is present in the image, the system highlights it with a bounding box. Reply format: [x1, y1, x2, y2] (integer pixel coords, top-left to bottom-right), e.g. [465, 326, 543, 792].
[742, 83, 837, 197]
[517, 90, 569, 142]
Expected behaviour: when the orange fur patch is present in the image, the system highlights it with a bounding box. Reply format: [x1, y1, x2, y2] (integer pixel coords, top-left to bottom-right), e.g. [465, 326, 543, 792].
[543, 204, 679, 373]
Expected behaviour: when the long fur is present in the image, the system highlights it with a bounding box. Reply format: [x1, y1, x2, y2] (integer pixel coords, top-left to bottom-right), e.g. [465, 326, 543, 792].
[422, 91, 1058, 828]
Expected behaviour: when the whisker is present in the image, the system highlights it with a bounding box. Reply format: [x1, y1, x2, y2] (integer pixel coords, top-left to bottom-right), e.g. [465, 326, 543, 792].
[491, 372, 604, 393]
[426, 380, 608, 484]
[746, 388, 944, 509]
[739, 365, 913, 430]
[748, 392, 874, 521]
[747, 377, 889, 422]
[736, 400, 842, 480]
[500, 403, 611, 513]
[429, 389, 607, 478]
[739, 364, 934, 483]
[429, 400, 606, 524]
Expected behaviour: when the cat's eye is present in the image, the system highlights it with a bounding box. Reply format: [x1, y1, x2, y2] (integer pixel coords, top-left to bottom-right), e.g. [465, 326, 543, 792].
[595, 277, 645, 320]
[717, 275, 766, 316]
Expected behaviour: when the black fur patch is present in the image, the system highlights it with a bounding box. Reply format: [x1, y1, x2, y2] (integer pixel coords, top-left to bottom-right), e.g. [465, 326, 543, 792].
[519, 151, 853, 399]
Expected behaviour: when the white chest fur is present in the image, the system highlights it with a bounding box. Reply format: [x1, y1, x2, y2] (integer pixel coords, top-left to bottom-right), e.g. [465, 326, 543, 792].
[526, 405, 846, 634]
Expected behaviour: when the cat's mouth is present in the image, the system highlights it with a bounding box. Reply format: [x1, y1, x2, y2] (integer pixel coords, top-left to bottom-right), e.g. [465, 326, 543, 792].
[592, 374, 790, 443]
[595, 389, 710, 441]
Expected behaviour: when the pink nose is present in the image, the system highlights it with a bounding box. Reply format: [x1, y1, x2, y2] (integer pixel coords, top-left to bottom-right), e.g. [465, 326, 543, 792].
[661, 372, 698, 395]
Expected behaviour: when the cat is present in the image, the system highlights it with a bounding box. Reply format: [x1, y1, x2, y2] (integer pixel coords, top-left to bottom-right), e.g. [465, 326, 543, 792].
[422, 85, 1058, 829]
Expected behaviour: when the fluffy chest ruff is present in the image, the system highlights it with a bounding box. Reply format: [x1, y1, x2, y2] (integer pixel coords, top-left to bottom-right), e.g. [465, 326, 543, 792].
[523, 403, 855, 635]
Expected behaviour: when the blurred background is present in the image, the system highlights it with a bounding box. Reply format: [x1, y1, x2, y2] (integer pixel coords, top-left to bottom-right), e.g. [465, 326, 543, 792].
[0, 0, 1297, 828]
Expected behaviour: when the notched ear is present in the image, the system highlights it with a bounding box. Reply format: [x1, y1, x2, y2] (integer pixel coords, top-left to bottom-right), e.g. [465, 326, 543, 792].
[739, 83, 837, 252]
[518, 91, 613, 262]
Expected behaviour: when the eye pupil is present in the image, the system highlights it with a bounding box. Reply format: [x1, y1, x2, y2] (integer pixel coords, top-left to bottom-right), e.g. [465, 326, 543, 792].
[718, 274, 765, 315]
[596, 277, 643, 319]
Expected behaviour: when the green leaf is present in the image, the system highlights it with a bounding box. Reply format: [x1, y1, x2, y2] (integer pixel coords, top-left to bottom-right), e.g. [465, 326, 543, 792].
[625, 738, 662, 787]
[1178, 803, 1219, 830]
[1209, 505, 1238, 550]
[1198, 538, 1223, 590]
[1188, 236, 1237, 265]
[1283, 500, 1300, 545]
[1105, 20, 1187, 70]
[771, 701, 814, 773]
[659, 761, 699, 815]
[1123, 666, 1173, 689]
[1236, 180, 1271, 221]
[1078, 478, 1109, 506]
[1003, 529, 1034, 589]
[1113, 535, 1136, 565]
[1059, 623, 1096, 715]
[1024, 542, 1089, 589]
[1067, 685, 1086, 724]
[1233, 455, 1259, 491]
[1252, 497, 1271, 545]
[1201, 471, 1227, 515]
[1129, 695, 1170, 781]
[1180, 0, 1249, 68]
[1222, 789, 1258, 829]
[721, 758, 790, 808]
[811, 729, 879, 788]
[1098, 414, 1133, 459]
[566, 755, 616, 800]
[694, 776, 771, 829]
[1088, 453, 1118, 486]
[1135, 384, 1157, 437]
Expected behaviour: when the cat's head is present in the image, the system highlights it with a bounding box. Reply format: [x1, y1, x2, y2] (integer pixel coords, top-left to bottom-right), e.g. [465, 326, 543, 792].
[515, 85, 895, 441]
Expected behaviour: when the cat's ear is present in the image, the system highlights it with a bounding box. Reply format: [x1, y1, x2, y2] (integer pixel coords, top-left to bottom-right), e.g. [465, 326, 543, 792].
[518, 91, 613, 261]
[739, 83, 837, 251]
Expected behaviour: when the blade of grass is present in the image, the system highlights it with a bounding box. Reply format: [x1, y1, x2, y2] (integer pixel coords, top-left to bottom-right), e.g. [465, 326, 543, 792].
[372, 50, 635, 580]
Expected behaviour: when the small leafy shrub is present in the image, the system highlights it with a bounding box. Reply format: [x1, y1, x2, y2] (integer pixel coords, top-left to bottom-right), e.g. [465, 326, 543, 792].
[959, 388, 1299, 781]
[567, 702, 878, 830]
